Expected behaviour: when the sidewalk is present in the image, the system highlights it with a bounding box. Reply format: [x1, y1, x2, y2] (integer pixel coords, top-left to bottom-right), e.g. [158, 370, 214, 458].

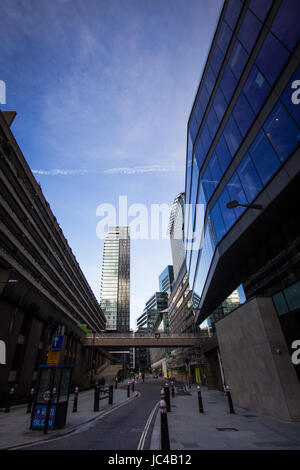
[150, 384, 300, 450]
[0, 384, 136, 450]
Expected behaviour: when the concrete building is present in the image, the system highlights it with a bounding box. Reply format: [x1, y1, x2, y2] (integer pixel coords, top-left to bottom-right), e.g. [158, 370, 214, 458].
[0, 111, 108, 404]
[184, 0, 300, 419]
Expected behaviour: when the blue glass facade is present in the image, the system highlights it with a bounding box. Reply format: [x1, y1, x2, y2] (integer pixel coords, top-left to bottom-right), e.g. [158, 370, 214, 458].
[159, 265, 174, 295]
[184, 0, 300, 323]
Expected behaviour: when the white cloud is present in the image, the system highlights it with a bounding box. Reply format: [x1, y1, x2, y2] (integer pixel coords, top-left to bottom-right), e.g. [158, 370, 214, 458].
[32, 164, 184, 176]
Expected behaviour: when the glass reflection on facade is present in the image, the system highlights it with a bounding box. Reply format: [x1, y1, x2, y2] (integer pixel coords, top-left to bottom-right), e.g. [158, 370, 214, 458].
[184, 0, 300, 323]
[100, 227, 130, 332]
[159, 265, 174, 296]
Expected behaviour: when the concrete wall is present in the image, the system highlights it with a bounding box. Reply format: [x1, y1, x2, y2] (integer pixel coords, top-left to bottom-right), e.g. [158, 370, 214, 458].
[216, 297, 300, 421]
[203, 349, 224, 391]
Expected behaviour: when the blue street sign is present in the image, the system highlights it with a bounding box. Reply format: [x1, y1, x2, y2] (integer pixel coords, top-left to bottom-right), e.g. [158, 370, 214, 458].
[51, 334, 64, 351]
[31, 404, 56, 429]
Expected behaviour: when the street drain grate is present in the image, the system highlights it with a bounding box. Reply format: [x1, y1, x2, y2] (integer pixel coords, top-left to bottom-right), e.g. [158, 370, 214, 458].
[216, 428, 239, 432]
[243, 414, 258, 418]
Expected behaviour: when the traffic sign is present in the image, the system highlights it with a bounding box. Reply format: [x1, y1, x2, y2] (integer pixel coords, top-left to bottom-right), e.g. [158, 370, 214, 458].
[31, 404, 56, 429]
[47, 350, 61, 366]
[51, 334, 64, 351]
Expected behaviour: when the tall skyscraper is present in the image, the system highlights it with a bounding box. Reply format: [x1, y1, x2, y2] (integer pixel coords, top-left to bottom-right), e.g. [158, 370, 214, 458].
[168, 192, 186, 282]
[100, 226, 130, 332]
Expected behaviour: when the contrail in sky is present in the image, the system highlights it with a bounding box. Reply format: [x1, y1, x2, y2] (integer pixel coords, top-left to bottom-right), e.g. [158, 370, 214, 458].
[32, 165, 184, 176]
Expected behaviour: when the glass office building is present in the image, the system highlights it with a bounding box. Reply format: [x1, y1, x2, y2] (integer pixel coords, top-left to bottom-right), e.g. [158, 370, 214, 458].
[100, 227, 130, 332]
[159, 265, 174, 296]
[185, 0, 300, 333]
[168, 193, 186, 281]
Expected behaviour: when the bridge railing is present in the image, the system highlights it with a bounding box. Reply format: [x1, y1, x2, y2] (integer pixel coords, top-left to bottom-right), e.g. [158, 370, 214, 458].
[87, 332, 210, 339]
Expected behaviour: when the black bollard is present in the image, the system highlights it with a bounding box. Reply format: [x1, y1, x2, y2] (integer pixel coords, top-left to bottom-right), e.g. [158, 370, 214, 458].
[127, 381, 130, 398]
[132, 379, 135, 393]
[171, 381, 175, 398]
[160, 399, 170, 450]
[73, 387, 79, 412]
[108, 385, 113, 405]
[94, 384, 100, 411]
[197, 385, 204, 413]
[5, 387, 15, 413]
[26, 387, 35, 414]
[115, 378, 118, 389]
[164, 384, 171, 412]
[225, 386, 235, 414]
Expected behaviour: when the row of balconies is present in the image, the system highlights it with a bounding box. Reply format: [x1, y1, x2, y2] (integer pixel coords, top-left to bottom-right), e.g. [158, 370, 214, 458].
[0, 134, 102, 312]
[0, 129, 105, 331]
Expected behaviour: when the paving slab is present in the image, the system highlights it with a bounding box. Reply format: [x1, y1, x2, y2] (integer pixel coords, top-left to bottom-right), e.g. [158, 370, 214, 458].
[150, 384, 300, 450]
[0, 385, 136, 449]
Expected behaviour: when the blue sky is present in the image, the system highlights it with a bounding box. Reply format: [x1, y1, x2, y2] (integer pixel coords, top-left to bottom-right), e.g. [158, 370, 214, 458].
[0, 0, 223, 329]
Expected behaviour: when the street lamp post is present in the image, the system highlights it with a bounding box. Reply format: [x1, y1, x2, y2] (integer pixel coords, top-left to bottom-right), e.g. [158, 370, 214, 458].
[226, 200, 263, 210]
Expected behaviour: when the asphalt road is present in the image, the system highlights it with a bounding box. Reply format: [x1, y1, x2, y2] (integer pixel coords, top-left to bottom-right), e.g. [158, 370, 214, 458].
[23, 378, 163, 450]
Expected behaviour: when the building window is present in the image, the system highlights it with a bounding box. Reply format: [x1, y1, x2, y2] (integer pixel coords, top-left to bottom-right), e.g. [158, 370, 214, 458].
[284, 281, 300, 311]
[208, 151, 222, 185]
[202, 165, 215, 202]
[186, 132, 194, 205]
[263, 101, 300, 163]
[249, 130, 281, 185]
[228, 40, 249, 80]
[223, 115, 242, 156]
[207, 106, 219, 139]
[224, 0, 243, 30]
[213, 88, 227, 122]
[217, 21, 232, 55]
[237, 153, 263, 202]
[218, 187, 236, 231]
[190, 114, 199, 142]
[238, 9, 262, 53]
[232, 91, 255, 137]
[215, 134, 232, 173]
[194, 133, 206, 170]
[255, 32, 289, 86]
[243, 65, 270, 113]
[199, 86, 210, 115]
[248, 0, 272, 22]
[226, 172, 247, 219]
[273, 281, 300, 315]
[220, 65, 237, 102]
[194, 99, 203, 129]
[204, 66, 216, 96]
[201, 123, 212, 156]
[210, 202, 226, 244]
[210, 44, 224, 77]
[271, 0, 300, 51]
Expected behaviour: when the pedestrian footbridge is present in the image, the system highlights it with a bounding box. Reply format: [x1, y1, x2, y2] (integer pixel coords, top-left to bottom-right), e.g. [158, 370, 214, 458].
[82, 333, 209, 348]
